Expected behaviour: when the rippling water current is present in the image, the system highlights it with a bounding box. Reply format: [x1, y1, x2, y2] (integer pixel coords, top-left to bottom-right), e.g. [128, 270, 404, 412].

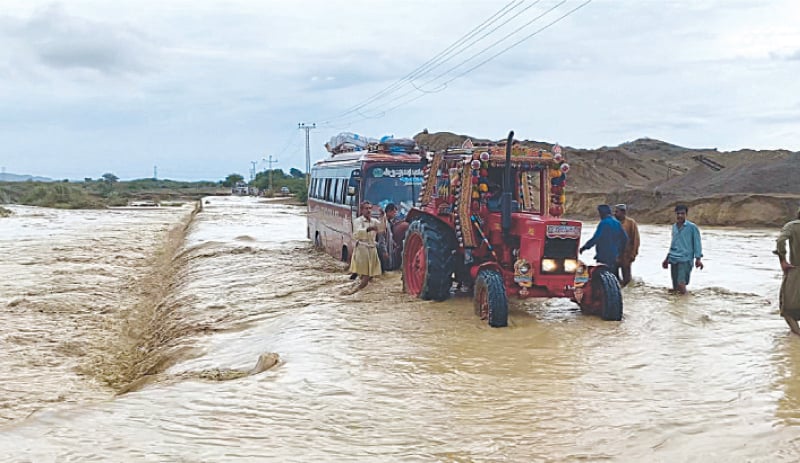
[0, 196, 798, 462]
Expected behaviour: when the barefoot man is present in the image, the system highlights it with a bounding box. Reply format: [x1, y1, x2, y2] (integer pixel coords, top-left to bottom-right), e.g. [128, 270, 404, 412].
[346, 201, 382, 293]
[775, 207, 800, 335]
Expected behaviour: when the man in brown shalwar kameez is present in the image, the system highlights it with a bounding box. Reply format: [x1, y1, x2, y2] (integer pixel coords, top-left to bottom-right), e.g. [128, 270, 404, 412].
[775, 207, 800, 335]
[614, 204, 640, 287]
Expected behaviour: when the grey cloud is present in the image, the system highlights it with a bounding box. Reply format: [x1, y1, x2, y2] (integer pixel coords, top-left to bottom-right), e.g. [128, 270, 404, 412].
[752, 110, 800, 124]
[299, 50, 410, 91]
[11, 4, 157, 75]
[783, 50, 800, 61]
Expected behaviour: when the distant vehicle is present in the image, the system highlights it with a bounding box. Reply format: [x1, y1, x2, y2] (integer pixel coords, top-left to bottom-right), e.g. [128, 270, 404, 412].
[280, 186, 290, 195]
[127, 200, 159, 207]
[232, 181, 250, 196]
[307, 135, 425, 270]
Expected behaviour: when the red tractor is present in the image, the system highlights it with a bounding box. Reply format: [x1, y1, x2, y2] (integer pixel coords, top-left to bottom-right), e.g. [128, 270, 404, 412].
[402, 131, 622, 327]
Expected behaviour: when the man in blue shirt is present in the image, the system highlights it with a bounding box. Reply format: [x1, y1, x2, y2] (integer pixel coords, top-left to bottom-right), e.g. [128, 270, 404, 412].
[580, 204, 628, 275]
[661, 204, 704, 294]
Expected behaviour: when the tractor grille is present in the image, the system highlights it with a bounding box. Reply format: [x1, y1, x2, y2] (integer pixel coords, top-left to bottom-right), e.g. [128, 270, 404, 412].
[544, 238, 577, 259]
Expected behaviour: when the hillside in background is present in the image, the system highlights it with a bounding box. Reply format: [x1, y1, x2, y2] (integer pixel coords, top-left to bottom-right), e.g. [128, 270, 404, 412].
[414, 131, 800, 226]
[0, 172, 53, 182]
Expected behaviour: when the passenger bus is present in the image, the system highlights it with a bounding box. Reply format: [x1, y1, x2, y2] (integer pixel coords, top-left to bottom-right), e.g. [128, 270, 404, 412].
[307, 147, 425, 270]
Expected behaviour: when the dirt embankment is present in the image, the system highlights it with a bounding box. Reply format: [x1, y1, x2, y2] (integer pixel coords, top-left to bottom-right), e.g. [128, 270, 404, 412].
[414, 131, 800, 226]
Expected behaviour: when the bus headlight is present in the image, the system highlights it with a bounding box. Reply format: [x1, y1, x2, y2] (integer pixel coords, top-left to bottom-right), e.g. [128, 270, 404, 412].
[563, 259, 579, 273]
[541, 259, 558, 273]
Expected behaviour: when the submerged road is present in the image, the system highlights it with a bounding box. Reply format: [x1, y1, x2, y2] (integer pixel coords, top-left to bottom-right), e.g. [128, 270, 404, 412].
[0, 196, 798, 462]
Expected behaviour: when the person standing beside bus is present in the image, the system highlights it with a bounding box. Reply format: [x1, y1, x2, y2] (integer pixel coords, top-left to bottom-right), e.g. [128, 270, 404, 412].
[346, 201, 382, 293]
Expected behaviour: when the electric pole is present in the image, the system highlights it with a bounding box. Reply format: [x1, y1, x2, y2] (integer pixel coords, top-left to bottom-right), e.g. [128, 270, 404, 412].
[250, 161, 257, 182]
[265, 155, 278, 193]
[153, 165, 157, 180]
[298, 122, 316, 187]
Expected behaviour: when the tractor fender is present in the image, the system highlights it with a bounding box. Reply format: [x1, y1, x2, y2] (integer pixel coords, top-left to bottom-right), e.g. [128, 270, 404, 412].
[586, 263, 609, 278]
[405, 211, 453, 237]
[582, 263, 610, 291]
[470, 261, 504, 281]
[405, 208, 425, 223]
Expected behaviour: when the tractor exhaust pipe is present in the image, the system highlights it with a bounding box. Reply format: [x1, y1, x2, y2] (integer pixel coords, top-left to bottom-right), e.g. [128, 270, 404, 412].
[502, 130, 513, 240]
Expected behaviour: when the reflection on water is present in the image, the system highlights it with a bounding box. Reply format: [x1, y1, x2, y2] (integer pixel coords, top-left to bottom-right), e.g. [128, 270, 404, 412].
[0, 196, 799, 462]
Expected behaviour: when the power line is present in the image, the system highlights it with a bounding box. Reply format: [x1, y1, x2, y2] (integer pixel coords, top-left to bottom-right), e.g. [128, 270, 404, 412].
[439, 0, 592, 86]
[319, 0, 524, 126]
[361, 0, 567, 114]
[423, 0, 568, 87]
[274, 130, 302, 157]
[397, 0, 545, 93]
[344, 0, 593, 122]
[352, 0, 565, 119]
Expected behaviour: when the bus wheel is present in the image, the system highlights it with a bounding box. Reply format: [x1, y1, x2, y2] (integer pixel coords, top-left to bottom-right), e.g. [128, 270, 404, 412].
[474, 269, 508, 328]
[341, 246, 349, 263]
[314, 233, 322, 249]
[402, 219, 454, 301]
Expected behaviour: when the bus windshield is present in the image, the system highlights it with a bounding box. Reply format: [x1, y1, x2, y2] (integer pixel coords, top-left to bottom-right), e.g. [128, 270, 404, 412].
[362, 165, 423, 218]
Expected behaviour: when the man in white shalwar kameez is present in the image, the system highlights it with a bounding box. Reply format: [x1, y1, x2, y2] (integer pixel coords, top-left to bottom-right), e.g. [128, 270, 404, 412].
[346, 201, 382, 293]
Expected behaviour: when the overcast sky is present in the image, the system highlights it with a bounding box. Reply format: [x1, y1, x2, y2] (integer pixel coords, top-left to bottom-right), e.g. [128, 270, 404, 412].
[1, 0, 798, 181]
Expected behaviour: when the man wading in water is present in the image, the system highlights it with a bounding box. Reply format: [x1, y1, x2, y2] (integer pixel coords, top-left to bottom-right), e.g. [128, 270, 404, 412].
[614, 204, 640, 288]
[662, 204, 704, 294]
[344, 201, 382, 294]
[775, 206, 800, 335]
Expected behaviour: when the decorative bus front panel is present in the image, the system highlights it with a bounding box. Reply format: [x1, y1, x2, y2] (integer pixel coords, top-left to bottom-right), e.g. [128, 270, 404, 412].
[307, 152, 424, 270]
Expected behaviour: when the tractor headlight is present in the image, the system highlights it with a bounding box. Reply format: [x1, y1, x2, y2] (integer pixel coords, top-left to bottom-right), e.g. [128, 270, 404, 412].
[541, 259, 558, 273]
[563, 259, 579, 273]
[519, 263, 531, 274]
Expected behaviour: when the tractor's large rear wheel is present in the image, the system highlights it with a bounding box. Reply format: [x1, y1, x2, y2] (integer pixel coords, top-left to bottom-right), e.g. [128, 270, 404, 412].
[402, 219, 455, 301]
[596, 267, 623, 321]
[474, 269, 508, 328]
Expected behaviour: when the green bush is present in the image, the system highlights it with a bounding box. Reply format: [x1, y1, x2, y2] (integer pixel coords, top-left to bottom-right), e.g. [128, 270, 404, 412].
[20, 184, 105, 209]
[297, 187, 308, 204]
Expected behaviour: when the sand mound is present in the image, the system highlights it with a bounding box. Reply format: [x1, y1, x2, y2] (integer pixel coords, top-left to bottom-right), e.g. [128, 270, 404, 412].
[414, 132, 800, 225]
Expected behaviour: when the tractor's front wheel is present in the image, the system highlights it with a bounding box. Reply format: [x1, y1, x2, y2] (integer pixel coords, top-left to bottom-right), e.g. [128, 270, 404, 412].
[474, 269, 508, 328]
[402, 219, 455, 301]
[596, 267, 623, 321]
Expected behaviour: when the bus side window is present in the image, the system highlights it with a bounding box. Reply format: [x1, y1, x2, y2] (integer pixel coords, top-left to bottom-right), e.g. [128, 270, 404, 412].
[338, 178, 346, 204]
[332, 179, 340, 203]
[310, 178, 317, 199]
[346, 180, 357, 206]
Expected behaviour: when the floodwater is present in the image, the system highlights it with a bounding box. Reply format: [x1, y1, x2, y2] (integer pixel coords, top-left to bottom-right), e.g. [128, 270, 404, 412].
[0, 196, 798, 462]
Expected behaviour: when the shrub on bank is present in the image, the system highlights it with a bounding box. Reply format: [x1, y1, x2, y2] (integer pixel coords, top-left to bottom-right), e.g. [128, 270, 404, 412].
[0, 206, 11, 217]
[20, 184, 105, 209]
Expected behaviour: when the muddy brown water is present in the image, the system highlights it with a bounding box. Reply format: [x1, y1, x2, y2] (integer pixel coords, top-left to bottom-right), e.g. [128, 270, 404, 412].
[0, 196, 798, 462]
